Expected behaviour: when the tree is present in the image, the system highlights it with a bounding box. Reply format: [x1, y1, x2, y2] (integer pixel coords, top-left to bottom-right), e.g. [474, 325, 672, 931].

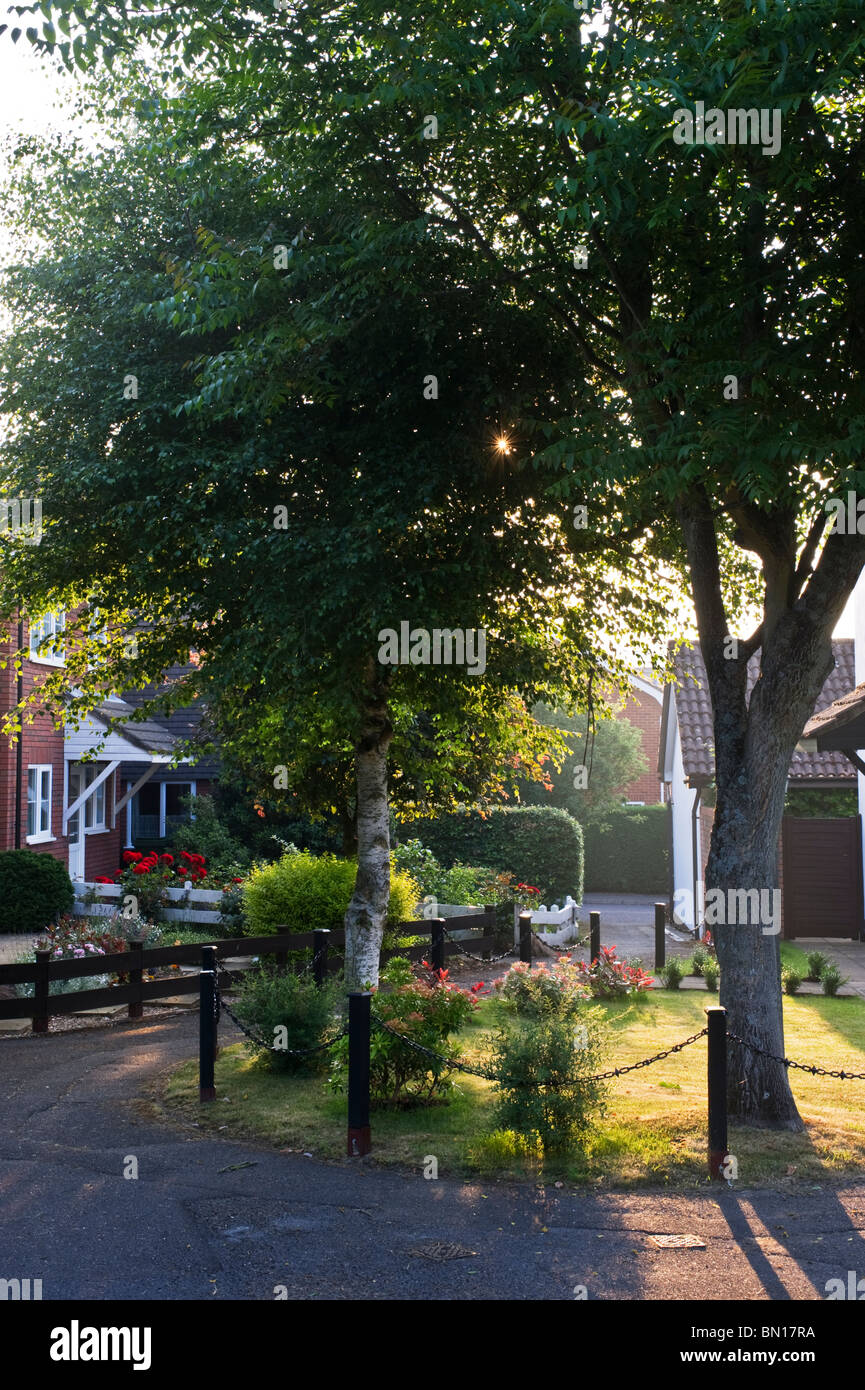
[0, 86, 622, 987]
[9, 0, 863, 1124]
[521, 706, 649, 824]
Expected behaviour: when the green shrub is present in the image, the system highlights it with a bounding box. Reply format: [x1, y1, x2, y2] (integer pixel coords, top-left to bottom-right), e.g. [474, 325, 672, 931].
[659, 958, 686, 990]
[782, 967, 803, 996]
[820, 963, 848, 997]
[402, 806, 583, 904]
[806, 950, 830, 983]
[488, 1008, 608, 1154]
[232, 968, 344, 1073]
[329, 956, 478, 1105]
[689, 944, 714, 977]
[494, 958, 590, 1016]
[576, 945, 654, 997]
[242, 850, 418, 938]
[580, 805, 669, 893]
[702, 959, 720, 992]
[0, 850, 74, 934]
[170, 794, 252, 880]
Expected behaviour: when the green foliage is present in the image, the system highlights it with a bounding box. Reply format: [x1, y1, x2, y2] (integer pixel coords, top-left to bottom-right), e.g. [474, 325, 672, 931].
[494, 958, 589, 1017]
[783, 788, 858, 818]
[0, 850, 74, 934]
[806, 950, 831, 982]
[489, 1009, 608, 1154]
[391, 840, 500, 905]
[403, 806, 583, 904]
[820, 964, 848, 997]
[232, 967, 343, 1073]
[782, 967, 803, 996]
[660, 958, 686, 991]
[242, 850, 418, 937]
[170, 795, 251, 880]
[329, 957, 478, 1105]
[702, 959, 720, 993]
[522, 708, 649, 824]
[576, 946, 655, 997]
[689, 944, 714, 977]
[580, 806, 670, 894]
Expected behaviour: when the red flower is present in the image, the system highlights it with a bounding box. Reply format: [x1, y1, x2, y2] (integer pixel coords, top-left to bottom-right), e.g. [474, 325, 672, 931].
[160, 854, 174, 864]
[93, 875, 114, 884]
[231, 877, 243, 883]
[123, 851, 142, 863]
[132, 863, 150, 875]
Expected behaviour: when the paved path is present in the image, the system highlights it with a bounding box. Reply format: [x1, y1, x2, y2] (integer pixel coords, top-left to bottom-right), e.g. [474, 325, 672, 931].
[1, 1013, 864, 1301]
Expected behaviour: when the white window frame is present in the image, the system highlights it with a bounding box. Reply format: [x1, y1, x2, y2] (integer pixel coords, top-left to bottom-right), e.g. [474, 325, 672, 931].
[83, 765, 107, 832]
[29, 610, 66, 666]
[26, 765, 54, 843]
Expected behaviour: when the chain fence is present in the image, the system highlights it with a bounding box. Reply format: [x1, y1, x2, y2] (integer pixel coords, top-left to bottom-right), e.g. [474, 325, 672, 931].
[213, 964, 347, 1058]
[727, 1030, 865, 1081]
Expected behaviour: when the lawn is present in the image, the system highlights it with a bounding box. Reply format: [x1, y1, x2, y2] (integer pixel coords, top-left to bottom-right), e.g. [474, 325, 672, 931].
[161, 987, 865, 1187]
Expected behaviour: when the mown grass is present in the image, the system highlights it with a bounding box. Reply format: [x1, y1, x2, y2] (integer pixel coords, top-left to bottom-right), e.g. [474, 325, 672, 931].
[161, 987, 865, 1188]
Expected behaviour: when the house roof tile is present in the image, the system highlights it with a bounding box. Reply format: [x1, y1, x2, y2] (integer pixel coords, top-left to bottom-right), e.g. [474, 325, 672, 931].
[670, 638, 855, 784]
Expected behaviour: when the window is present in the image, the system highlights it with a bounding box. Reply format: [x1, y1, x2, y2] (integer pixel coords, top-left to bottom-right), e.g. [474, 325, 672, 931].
[26, 766, 52, 841]
[83, 765, 107, 830]
[29, 610, 66, 665]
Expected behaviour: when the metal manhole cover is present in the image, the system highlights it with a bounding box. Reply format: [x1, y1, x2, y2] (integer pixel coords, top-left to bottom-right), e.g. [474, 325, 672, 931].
[648, 1234, 706, 1249]
[407, 1242, 478, 1262]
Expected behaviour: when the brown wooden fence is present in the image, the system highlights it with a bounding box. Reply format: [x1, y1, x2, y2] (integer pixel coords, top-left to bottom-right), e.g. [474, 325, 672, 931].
[0, 911, 497, 1034]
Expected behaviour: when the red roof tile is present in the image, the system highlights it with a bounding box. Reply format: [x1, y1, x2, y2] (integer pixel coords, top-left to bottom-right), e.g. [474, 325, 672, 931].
[671, 639, 855, 784]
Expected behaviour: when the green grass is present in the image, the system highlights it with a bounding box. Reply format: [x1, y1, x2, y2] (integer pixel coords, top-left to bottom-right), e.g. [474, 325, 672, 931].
[161, 988, 865, 1187]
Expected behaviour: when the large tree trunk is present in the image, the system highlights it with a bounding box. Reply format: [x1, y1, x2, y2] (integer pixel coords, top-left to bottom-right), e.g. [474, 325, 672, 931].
[709, 756, 802, 1129]
[677, 484, 865, 1129]
[343, 666, 393, 990]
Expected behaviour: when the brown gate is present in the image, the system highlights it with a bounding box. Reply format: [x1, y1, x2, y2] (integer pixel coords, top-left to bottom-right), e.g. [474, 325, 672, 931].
[781, 816, 864, 941]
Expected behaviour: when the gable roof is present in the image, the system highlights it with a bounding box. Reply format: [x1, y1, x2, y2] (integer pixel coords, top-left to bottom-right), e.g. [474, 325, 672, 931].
[666, 638, 855, 785]
[119, 665, 220, 780]
[803, 680, 865, 749]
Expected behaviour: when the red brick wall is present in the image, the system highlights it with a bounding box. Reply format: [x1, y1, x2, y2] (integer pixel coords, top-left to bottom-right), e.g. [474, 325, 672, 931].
[617, 686, 663, 804]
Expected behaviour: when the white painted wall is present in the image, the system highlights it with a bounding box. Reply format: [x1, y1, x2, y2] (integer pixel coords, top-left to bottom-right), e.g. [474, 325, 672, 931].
[853, 569, 865, 887]
[667, 696, 701, 930]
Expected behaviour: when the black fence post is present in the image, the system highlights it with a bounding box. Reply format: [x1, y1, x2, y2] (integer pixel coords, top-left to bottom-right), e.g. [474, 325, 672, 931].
[347, 991, 372, 1157]
[589, 911, 600, 965]
[654, 902, 666, 972]
[706, 1006, 728, 1180]
[33, 948, 50, 1034]
[430, 918, 446, 973]
[518, 911, 533, 967]
[128, 939, 144, 1020]
[483, 903, 496, 961]
[313, 929, 330, 989]
[199, 962, 216, 1103]
[201, 945, 219, 1059]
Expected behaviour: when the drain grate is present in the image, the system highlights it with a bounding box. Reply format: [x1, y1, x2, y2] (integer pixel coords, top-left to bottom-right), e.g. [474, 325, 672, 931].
[648, 1234, 707, 1249]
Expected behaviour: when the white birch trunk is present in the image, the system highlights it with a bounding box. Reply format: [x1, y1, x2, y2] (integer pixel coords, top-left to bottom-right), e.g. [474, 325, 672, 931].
[343, 668, 392, 990]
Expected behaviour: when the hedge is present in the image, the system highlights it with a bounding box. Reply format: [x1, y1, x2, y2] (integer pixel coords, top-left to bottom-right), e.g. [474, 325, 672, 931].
[0, 849, 75, 934]
[580, 805, 669, 893]
[400, 806, 583, 904]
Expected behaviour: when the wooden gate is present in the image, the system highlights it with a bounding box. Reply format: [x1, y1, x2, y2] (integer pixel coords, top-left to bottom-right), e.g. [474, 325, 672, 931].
[781, 816, 864, 941]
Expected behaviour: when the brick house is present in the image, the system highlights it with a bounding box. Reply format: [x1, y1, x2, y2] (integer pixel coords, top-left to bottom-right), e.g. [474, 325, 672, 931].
[615, 674, 664, 805]
[0, 610, 215, 883]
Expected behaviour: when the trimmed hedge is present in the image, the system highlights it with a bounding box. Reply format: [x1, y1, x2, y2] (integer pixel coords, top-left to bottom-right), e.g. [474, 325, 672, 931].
[0, 849, 75, 934]
[400, 806, 583, 904]
[580, 805, 669, 893]
[242, 850, 419, 936]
